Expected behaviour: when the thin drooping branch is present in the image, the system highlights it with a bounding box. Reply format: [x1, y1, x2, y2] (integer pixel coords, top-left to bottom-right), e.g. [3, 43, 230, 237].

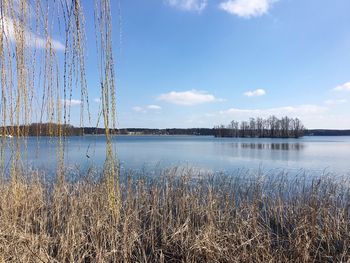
[94, 0, 120, 221]
[0, 0, 95, 181]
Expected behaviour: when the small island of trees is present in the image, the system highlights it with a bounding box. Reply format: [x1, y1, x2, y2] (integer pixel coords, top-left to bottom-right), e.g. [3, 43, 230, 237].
[214, 116, 305, 138]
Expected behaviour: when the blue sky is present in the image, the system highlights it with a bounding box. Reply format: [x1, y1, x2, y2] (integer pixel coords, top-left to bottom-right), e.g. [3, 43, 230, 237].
[55, 0, 350, 128]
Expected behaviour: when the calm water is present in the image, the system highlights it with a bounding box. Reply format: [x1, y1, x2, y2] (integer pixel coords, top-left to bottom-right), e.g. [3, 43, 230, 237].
[3, 135, 350, 175]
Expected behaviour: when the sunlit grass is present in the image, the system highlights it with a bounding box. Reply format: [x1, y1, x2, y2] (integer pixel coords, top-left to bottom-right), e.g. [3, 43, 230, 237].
[0, 168, 349, 262]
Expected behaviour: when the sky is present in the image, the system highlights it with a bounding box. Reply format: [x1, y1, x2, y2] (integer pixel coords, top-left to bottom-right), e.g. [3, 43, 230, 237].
[12, 0, 350, 129]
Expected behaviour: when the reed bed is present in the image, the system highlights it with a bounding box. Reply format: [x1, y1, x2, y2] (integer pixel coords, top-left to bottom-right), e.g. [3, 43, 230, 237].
[0, 168, 349, 262]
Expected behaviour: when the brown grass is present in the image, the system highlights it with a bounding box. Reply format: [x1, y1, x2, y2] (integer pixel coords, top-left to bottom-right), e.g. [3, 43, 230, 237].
[0, 168, 349, 262]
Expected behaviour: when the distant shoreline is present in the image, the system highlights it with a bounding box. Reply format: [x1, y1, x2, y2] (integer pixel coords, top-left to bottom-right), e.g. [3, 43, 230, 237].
[2, 133, 350, 138]
[2, 124, 350, 137]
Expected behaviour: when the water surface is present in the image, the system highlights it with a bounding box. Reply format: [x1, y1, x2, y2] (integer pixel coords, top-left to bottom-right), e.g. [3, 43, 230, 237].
[3, 135, 350, 175]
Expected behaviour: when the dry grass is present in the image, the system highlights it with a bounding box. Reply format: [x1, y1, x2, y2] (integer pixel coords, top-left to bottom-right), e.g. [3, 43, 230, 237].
[0, 168, 349, 262]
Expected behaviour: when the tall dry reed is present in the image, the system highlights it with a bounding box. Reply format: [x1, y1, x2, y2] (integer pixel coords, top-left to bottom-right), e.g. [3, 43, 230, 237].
[0, 168, 349, 262]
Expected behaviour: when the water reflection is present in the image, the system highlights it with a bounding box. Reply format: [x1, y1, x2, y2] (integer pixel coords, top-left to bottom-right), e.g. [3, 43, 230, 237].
[3, 136, 350, 174]
[234, 142, 305, 151]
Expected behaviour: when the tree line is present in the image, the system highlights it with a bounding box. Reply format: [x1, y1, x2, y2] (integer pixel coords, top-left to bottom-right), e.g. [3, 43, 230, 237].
[0, 124, 215, 137]
[0, 118, 308, 138]
[214, 116, 305, 138]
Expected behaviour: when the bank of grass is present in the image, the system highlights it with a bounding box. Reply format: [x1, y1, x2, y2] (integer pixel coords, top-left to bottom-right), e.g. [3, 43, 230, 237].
[0, 168, 350, 262]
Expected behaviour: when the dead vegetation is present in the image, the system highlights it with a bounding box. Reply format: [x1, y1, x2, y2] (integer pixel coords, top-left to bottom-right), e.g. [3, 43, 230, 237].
[0, 168, 350, 262]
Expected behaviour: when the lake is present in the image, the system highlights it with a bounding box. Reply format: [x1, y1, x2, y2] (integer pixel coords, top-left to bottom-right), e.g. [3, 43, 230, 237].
[2, 135, 350, 175]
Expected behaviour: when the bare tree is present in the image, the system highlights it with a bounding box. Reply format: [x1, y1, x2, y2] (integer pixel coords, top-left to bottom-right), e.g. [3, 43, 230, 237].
[214, 116, 305, 138]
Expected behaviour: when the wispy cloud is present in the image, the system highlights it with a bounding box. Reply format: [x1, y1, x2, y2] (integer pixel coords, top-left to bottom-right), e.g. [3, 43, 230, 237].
[157, 90, 222, 106]
[3, 16, 64, 51]
[219, 0, 277, 18]
[147, 105, 162, 110]
[244, 89, 266, 97]
[334, 82, 350, 92]
[179, 104, 331, 128]
[166, 0, 208, 12]
[324, 99, 347, 106]
[94, 98, 101, 104]
[196, 104, 328, 128]
[132, 106, 146, 113]
[132, 105, 162, 114]
[62, 99, 82, 107]
[218, 104, 327, 117]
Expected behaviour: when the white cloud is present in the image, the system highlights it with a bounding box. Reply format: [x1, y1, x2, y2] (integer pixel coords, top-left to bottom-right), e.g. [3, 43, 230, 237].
[166, 0, 208, 12]
[3, 16, 64, 51]
[62, 99, 82, 107]
[132, 106, 146, 113]
[157, 90, 221, 106]
[175, 104, 333, 129]
[219, 0, 277, 18]
[244, 89, 266, 97]
[324, 99, 347, 106]
[94, 98, 101, 104]
[218, 104, 327, 117]
[334, 82, 350, 92]
[132, 105, 162, 114]
[147, 105, 162, 110]
[193, 104, 329, 128]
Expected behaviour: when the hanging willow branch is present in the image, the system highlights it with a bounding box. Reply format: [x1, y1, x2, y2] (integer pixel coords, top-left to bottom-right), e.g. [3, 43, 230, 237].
[0, 0, 116, 182]
[94, 0, 120, 222]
